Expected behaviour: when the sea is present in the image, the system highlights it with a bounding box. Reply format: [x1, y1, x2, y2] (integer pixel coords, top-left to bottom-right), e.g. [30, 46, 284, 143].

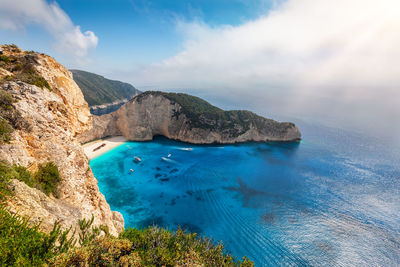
[90, 121, 400, 266]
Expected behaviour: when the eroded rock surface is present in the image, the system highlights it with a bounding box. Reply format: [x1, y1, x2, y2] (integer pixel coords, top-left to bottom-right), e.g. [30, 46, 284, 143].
[0, 45, 123, 235]
[79, 92, 301, 144]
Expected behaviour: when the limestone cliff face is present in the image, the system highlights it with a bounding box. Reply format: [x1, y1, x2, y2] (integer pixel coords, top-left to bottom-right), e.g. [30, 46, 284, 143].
[79, 92, 301, 144]
[0, 45, 123, 235]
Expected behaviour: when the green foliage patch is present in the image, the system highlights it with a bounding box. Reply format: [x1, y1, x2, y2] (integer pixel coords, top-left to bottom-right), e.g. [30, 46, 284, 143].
[0, 206, 76, 266]
[0, 118, 12, 143]
[0, 206, 255, 266]
[0, 50, 51, 90]
[0, 161, 61, 201]
[120, 227, 254, 267]
[0, 89, 28, 143]
[34, 162, 61, 197]
[0, 55, 10, 63]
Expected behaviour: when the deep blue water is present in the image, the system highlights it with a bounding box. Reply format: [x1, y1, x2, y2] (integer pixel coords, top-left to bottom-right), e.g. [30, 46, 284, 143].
[90, 123, 400, 266]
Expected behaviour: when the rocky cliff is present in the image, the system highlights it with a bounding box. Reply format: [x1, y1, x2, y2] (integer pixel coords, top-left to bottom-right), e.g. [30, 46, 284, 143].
[79, 91, 301, 144]
[0, 45, 123, 235]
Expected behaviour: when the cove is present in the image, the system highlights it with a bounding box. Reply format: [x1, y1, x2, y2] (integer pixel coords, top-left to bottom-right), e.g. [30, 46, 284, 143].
[90, 123, 400, 266]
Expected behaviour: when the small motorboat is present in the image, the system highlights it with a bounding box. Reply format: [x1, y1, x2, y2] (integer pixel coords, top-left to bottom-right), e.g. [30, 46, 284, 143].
[179, 147, 193, 151]
[167, 153, 172, 158]
[134, 156, 142, 162]
[161, 157, 176, 164]
[130, 169, 134, 172]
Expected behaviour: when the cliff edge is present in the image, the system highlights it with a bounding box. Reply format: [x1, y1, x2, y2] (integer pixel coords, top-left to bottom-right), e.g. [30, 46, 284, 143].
[0, 45, 123, 235]
[79, 91, 301, 144]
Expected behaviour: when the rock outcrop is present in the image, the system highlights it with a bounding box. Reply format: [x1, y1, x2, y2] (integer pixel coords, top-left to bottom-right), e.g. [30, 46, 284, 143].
[0, 45, 123, 235]
[79, 91, 301, 144]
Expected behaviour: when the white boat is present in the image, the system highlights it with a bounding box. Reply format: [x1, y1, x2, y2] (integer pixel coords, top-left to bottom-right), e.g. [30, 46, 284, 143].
[161, 157, 177, 163]
[179, 147, 193, 151]
[134, 156, 141, 162]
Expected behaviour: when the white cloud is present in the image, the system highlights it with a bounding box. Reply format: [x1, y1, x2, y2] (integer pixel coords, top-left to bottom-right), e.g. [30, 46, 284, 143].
[130, 0, 400, 140]
[0, 0, 98, 58]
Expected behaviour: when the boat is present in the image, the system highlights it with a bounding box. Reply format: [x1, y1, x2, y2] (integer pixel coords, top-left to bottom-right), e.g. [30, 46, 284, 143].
[179, 147, 193, 151]
[167, 153, 171, 158]
[161, 157, 177, 164]
[130, 169, 134, 172]
[134, 156, 141, 162]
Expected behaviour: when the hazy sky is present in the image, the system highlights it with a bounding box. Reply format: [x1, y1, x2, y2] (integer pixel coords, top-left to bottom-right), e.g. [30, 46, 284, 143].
[1, 0, 399, 142]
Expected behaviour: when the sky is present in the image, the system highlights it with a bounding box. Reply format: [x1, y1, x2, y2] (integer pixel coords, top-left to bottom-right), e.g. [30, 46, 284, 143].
[1, 0, 400, 143]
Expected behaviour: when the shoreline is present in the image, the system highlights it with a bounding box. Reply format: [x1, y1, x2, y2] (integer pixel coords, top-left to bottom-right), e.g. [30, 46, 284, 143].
[82, 136, 127, 160]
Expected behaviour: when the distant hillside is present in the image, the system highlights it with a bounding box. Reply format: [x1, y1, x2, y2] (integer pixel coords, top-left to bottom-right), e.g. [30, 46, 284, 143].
[70, 69, 140, 106]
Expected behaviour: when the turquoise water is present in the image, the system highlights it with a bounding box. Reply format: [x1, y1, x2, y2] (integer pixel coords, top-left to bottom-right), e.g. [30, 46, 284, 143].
[90, 123, 400, 266]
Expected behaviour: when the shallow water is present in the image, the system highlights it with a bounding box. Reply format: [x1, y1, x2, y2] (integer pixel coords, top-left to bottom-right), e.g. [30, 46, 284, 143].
[90, 124, 400, 266]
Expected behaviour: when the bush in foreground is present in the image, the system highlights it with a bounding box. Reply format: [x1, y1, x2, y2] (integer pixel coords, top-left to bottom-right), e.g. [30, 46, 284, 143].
[0, 206, 75, 266]
[0, 204, 254, 266]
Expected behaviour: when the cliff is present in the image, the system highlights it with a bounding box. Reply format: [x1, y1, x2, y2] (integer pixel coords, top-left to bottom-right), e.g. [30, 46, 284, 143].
[0, 45, 123, 235]
[79, 91, 301, 144]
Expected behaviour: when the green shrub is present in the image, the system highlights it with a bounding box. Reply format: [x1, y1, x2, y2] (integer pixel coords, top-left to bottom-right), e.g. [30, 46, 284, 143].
[0, 52, 52, 91]
[0, 161, 17, 201]
[34, 162, 61, 197]
[0, 160, 62, 201]
[13, 165, 35, 187]
[0, 55, 10, 63]
[0, 206, 76, 266]
[49, 236, 141, 267]
[0, 161, 36, 201]
[120, 226, 254, 267]
[15, 66, 51, 91]
[0, 204, 254, 266]
[0, 118, 12, 144]
[0, 89, 15, 110]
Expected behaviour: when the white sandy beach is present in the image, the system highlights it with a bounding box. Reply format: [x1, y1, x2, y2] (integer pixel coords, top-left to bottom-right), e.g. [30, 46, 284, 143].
[83, 136, 127, 160]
